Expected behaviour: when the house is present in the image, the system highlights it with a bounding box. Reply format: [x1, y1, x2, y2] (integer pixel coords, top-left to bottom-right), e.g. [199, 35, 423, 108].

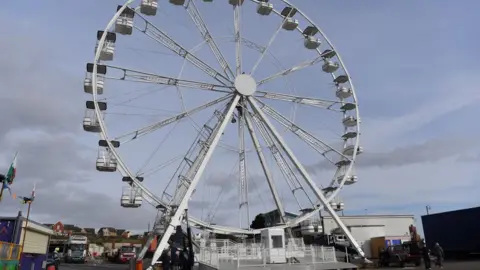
[129, 234, 143, 239]
[98, 227, 117, 237]
[46, 221, 82, 236]
[82, 228, 96, 236]
[63, 224, 83, 235]
[116, 229, 131, 238]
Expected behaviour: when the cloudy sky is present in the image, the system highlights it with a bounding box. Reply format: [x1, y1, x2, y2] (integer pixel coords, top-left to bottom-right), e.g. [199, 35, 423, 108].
[1, 0, 479, 236]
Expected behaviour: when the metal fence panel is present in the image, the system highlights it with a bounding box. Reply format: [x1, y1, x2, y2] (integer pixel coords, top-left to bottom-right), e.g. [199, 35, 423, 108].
[0, 241, 22, 260]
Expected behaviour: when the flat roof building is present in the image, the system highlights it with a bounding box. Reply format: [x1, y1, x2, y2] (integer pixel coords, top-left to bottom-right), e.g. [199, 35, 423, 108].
[0, 211, 53, 270]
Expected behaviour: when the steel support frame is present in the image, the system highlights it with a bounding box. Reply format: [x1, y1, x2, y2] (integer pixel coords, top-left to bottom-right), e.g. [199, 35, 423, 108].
[147, 95, 241, 269]
[244, 110, 289, 229]
[185, 0, 235, 79]
[248, 97, 366, 258]
[115, 94, 232, 143]
[237, 99, 249, 229]
[233, 3, 242, 75]
[134, 14, 231, 86]
[249, 111, 307, 210]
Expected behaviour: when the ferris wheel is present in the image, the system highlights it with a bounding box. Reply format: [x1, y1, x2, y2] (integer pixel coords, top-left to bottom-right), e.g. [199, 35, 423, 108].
[83, 0, 365, 263]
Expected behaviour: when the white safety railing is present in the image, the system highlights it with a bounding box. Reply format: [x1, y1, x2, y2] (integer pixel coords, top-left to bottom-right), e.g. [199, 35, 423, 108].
[196, 246, 220, 268]
[196, 240, 337, 269]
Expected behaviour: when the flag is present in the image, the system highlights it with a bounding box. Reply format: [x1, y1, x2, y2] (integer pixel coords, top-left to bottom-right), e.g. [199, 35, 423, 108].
[18, 183, 35, 205]
[0, 181, 16, 201]
[5, 154, 17, 185]
[2, 182, 12, 196]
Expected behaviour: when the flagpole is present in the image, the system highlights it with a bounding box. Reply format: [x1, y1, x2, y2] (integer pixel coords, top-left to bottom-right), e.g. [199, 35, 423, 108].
[0, 175, 5, 203]
[21, 201, 32, 251]
[18, 200, 32, 269]
[19, 181, 35, 269]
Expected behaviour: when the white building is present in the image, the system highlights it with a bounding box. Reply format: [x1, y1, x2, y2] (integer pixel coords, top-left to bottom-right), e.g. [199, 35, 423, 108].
[260, 210, 415, 258]
[323, 215, 414, 238]
[323, 214, 415, 258]
[20, 218, 54, 254]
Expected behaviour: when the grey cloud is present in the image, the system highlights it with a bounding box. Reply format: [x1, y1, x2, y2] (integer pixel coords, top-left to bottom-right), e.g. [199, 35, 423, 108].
[0, 29, 92, 186]
[456, 153, 480, 163]
[0, 21, 122, 228]
[0, 25, 84, 137]
[2, 133, 93, 186]
[358, 137, 477, 167]
[308, 137, 479, 173]
[205, 172, 268, 193]
[1, 184, 154, 230]
[190, 171, 279, 224]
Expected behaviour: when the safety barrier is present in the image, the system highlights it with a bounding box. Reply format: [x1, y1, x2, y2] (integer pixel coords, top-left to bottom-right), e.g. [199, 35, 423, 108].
[196, 240, 338, 269]
[0, 241, 21, 261]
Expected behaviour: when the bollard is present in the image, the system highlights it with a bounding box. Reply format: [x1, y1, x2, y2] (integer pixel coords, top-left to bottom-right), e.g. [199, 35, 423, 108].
[136, 259, 143, 270]
[129, 258, 136, 270]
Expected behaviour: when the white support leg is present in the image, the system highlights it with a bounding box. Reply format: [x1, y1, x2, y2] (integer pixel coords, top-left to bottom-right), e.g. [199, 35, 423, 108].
[237, 99, 249, 229]
[137, 234, 155, 260]
[248, 97, 367, 259]
[233, 3, 242, 75]
[244, 111, 289, 228]
[147, 95, 241, 269]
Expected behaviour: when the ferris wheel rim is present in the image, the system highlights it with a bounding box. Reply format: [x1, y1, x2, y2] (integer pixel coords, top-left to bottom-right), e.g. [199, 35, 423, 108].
[278, 0, 362, 198]
[89, 0, 361, 235]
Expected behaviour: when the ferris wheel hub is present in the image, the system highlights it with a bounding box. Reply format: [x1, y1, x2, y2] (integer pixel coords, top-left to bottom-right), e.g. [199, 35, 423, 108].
[234, 74, 257, 96]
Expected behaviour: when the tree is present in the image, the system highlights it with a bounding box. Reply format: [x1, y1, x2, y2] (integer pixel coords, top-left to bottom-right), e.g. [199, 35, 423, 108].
[250, 214, 266, 229]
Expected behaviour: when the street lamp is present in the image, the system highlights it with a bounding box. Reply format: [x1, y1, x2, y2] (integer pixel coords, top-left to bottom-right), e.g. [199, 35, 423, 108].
[426, 205, 431, 215]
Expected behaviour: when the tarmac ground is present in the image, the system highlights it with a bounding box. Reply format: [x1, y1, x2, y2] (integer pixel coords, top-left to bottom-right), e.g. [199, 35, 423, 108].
[375, 260, 480, 270]
[61, 263, 128, 270]
[60, 260, 480, 270]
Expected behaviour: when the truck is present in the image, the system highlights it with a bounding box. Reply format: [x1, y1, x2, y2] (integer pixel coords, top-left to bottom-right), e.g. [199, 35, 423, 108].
[378, 243, 422, 267]
[422, 206, 480, 259]
[64, 235, 88, 263]
[107, 246, 137, 263]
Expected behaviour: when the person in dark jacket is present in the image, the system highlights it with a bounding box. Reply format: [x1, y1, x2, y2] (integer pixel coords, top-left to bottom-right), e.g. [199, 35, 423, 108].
[421, 242, 431, 270]
[432, 242, 444, 268]
[160, 249, 171, 270]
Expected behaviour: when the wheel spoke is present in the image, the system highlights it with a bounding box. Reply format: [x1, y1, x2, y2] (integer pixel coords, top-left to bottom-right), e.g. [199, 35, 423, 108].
[113, 94, 233, 143]
[185, 0, 235, 80]
[257, 56, 324, 86]
[134, 11, 232, 86]
[248, 96, 366, 258]
[247, 108, 313, 209]
[250, 8, 296, 76]
[253, 98, 350, 163]
[244, 106, 289, 226]
[237, 98, 249, 229]
[150, 95, 240, 267]
[105, 65, 232, 93]
[233, 2, 243, 75]
[255, 90, 344, 111]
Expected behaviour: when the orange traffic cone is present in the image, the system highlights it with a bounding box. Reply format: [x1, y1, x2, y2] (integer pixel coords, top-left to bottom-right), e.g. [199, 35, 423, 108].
[136, 259, 143, 270]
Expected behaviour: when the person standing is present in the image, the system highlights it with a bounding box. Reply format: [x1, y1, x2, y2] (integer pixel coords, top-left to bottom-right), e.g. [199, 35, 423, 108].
[432, 243, 445, 269]
[160, 248, 172, 270]
[421, 242, 431, 270]
[53, 247, 60, 270]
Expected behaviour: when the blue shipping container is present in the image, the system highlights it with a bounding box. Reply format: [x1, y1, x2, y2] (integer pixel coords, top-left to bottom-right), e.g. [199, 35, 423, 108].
[422, 206, 480, 257]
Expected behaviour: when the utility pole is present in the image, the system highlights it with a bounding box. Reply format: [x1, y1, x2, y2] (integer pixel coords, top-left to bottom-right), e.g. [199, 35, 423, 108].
[0, 174, 5, 202]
